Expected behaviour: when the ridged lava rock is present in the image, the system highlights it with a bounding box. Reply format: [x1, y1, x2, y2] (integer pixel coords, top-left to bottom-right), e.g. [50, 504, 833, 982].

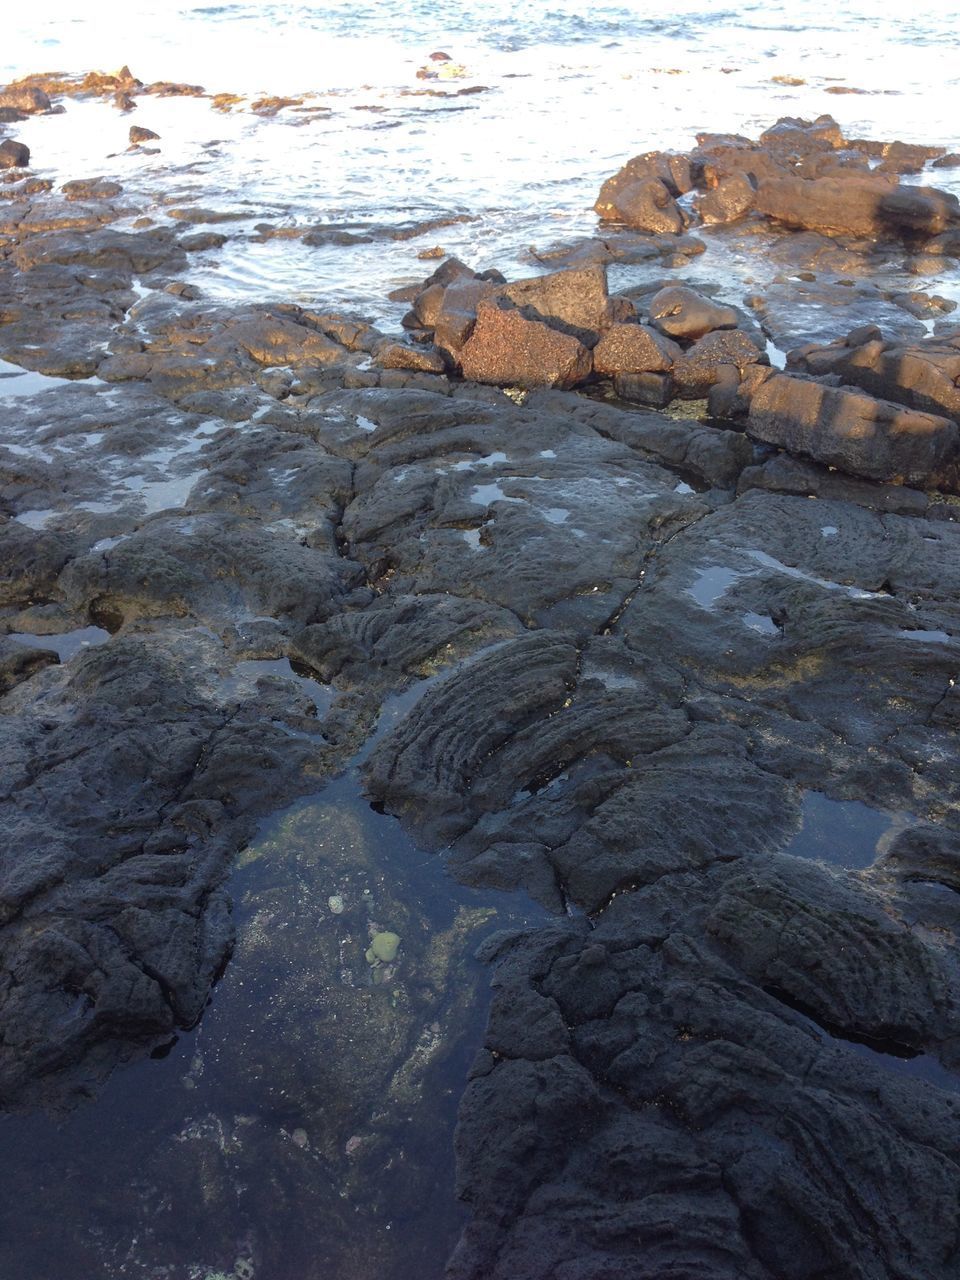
[732, 366, 959, 484]
[793, 330, 960, 421]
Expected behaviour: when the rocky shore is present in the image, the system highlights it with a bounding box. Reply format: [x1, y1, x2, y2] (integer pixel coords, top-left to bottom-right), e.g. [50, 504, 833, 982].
[1, 74, 959, 1279]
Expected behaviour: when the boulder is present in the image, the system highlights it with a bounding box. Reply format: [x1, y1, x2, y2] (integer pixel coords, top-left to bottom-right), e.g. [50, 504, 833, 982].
[0, 139, 29, 169]
[374, 340, 448, 374]
[647, 285, 738, 339]
[458, 300, 592, 389]
[499, 264, 617, 346]
[594, 177, 685, 234]
[755, 174, 960, 239]
[733, 366, 959, 484]
[129, 125, 160, 144]
[433, 277, 499, 355]
[759, 113, 845, 155]
[695, 172, 756, 224]
[592, 323, 681, 375]
[672, 329, 763, 397]
[594, 151, 693, 217]
[0, 85, 50, 113]
[613, 371, 676, 407]
[793, 332, 960, 422]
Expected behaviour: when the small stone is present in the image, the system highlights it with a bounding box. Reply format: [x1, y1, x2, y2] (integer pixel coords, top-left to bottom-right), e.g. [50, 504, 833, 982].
[370, 930, 401, 963]
[129, 125, 160, 144]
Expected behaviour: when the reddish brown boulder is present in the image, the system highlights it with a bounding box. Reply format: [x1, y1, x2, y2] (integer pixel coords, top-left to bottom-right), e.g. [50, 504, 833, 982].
[433, 277, 499, 355]
[592, 323, 681, 375]
[672, 330, 762, 397]
[594, 151, 693, 217]
[500, 264, 617, 345]
[458, 301, 592, 389]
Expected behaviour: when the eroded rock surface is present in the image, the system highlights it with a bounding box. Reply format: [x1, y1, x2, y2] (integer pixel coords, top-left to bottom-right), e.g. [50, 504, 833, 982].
[1, 96, 959, 1280]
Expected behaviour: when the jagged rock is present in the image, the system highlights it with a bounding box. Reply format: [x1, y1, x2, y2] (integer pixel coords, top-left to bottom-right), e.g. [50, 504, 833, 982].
[759, 113, 846, 155]
[433, 277, 499, 355]
[499, 264, 621, 346]
[458, 300, 592, 388]
[594, 176, 685, 234]
[695, 171, 756, 224]
[594, 151, 694, 218]
[672, 328, 763, 397]
[592, 323, 681, 375]
[450, 859, 960, 1280]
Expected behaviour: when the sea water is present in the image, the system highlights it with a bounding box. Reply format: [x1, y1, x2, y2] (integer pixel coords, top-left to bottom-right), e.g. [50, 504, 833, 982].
[2, 1, 959, 322]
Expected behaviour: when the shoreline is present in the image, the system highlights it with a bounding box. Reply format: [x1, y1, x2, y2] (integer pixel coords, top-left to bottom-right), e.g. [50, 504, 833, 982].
[1, 68, 960, 1280]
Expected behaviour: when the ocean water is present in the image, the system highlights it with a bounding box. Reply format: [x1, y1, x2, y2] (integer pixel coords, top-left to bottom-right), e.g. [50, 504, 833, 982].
[4, 1, 960, 322]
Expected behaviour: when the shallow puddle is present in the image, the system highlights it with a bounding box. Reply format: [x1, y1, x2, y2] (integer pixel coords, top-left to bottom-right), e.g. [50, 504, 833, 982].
[0, 754, 544, 1280]
[7, 626, 111, 661]
[784, 791, 905, 871]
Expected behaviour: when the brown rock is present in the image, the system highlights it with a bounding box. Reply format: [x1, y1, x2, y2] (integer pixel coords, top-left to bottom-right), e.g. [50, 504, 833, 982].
[648, 286, 738, 340]
[595, 177, 685, 234]
[595, 151, 693, 216]
[129, 125, 160, 144]
[613, 371, 676, 408]
[793, 333, 960, 422]
[759, 114, 845, 154]
[695, 173, 756, 225]
[61, 177, 123, 201]
[373, 341, 448, 374]
[433, 277, 498, 355]
[755, 175, 960, 239]
[592, 324, 681, 375]
[672, 330, 763, 397]
[735, 366, 959, 484]
[0, 140, 29, 169]
[458, 300, 592, 389]
[0, 85, 50, 113]
[499, 265, 613, 345]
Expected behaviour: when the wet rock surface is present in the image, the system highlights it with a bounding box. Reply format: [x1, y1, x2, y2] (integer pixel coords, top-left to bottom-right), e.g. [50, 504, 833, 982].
[0, 90, 959, 1280]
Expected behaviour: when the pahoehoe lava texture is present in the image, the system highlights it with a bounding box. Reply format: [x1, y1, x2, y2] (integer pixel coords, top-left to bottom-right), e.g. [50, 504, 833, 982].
[1, 91, 960, 1280]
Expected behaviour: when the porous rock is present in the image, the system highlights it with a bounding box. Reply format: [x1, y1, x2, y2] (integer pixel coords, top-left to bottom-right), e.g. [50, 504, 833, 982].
[458, 301, 592, 389]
